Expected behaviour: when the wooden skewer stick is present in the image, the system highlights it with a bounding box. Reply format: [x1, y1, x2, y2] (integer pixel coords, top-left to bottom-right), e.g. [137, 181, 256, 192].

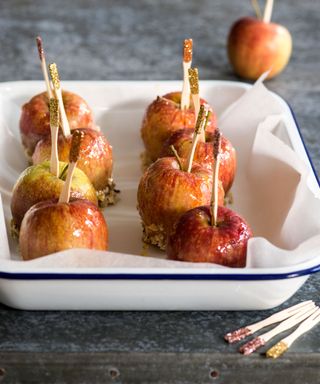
[239, 304, 318, 355]
[48, 62, 71, 137]
[266, 307, 320, 358]
[188, 67, 205, 143]
[225, 300, 314, 343]
[49, 98, 60, 177]
[186, 105, 206, 173]
[59, 130, 84, 204]
[36, 36, 53, 99]
[210, 129, 221, 227]
[181, 39, 193, 110]
[251, 0, 262, 19]
[263, 0, 274, 23]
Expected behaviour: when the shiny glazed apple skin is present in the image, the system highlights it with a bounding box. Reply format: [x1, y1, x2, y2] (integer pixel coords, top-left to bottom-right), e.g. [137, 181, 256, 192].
[161, 129, 236, 193]
[11, 161, 98, 229]
[227, 17, 292, 80]
[141, 91, 217, 162]
[20, 90, 95, 157]
[137, 157, 224, 246]
[167, 205, 252, 267]
[19, 199, 108, 260]
[32, 128, 113, 191]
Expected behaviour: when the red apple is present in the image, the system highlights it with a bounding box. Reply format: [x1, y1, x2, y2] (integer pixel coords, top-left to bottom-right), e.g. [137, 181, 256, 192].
[20, 90, 96, 157]
[167, 205, 252, 267]
[161, 129, 236, 193]
[19, 199, 108, 260]
[32, 128, 113, 193]
[141, 91, 217, 162]
[227, 16, 292, 80]
[137, 157, 224, 250]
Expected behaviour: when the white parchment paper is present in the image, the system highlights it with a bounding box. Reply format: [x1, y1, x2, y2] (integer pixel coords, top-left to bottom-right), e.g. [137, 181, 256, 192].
[1, 76, 319, 271]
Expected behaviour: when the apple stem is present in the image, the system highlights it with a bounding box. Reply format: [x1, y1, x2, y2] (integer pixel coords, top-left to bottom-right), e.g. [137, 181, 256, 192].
[186, 105, 207, 173]
[49, 98, 59, 177]
[181, 39, 193, 110]
[251, 0, 262, 19]
[263, 0, 274, 23]
[48, 62, 71, 137]
[59, 130, 84, 204]
[210, 129, 221, 227]
[170, 145, 183, 171]
[36, 36, 53, 99]
[188, 67, 205, 142]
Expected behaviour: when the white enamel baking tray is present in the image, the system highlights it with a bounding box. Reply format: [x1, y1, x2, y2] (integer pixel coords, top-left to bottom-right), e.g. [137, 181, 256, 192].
[0, 80, 319, 311]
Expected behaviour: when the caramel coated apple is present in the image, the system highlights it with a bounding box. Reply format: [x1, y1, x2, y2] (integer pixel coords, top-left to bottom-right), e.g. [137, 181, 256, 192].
[137, 157, 224, 249]
[161, 129, 236, 193]
[11, 161, 97, 229]
[20, 199, 108, 260]
[167, 205, 252, 267]
[141, 92, 217, 162]
[32, 128, 113, 192]
[20, 91, 95, 157]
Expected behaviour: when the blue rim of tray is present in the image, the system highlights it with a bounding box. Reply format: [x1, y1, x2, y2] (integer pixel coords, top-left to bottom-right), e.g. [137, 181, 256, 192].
[0, 87, 319, 282]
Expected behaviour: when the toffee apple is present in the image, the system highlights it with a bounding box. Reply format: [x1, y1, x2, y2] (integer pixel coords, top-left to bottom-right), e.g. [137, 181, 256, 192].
[137, 157, 224, 250]
[161, 128, 236, 193]
[167, 205, 252, 267]
[167, 130, 252, 267]
[20, 90, 95, 157]
[19, 131, 108, 260]
[141, 40, 217, 162]
[32, 128, 114, 199]
[227, 0, 292, 80]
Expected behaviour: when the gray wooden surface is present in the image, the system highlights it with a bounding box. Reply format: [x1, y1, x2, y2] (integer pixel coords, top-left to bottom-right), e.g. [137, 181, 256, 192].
[0, 0, 319, 383]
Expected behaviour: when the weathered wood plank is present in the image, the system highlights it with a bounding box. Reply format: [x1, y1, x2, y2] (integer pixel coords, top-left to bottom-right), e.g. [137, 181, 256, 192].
[0, 352, 319, 384]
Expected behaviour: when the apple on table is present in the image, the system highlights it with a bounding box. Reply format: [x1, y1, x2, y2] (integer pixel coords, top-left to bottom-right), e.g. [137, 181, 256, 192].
[227, 0, 292, 80]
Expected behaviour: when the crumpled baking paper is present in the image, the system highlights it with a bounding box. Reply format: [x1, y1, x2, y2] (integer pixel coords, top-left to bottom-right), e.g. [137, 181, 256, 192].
[1, 75, 319, 271]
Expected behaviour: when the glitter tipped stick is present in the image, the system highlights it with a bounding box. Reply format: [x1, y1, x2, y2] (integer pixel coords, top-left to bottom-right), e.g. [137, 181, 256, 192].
[59, 130, 84, 204]
[188, 67, 204, 142]
[181, 39, 193, 110]
[211, 129, 221, 227]
[266, 307, 320, 359]
[36, 36, 53, 98]
[224, 300, 314, 343]
[239, 304, 318, 355]
[49, 98, 60, 177]
[186, 105, 207, 173]
[48, 62, 71, 137]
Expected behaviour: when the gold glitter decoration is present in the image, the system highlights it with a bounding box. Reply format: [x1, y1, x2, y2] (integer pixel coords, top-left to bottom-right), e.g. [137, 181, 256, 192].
[188, 67, 199, 94]
[183, 39, 193, 62]
[194, 105, 205, 134]
[49, 98, 59, 127]
[49, 62, 60, 90]
[266, 341, 288, 359]
[69, 130, 84, 163]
